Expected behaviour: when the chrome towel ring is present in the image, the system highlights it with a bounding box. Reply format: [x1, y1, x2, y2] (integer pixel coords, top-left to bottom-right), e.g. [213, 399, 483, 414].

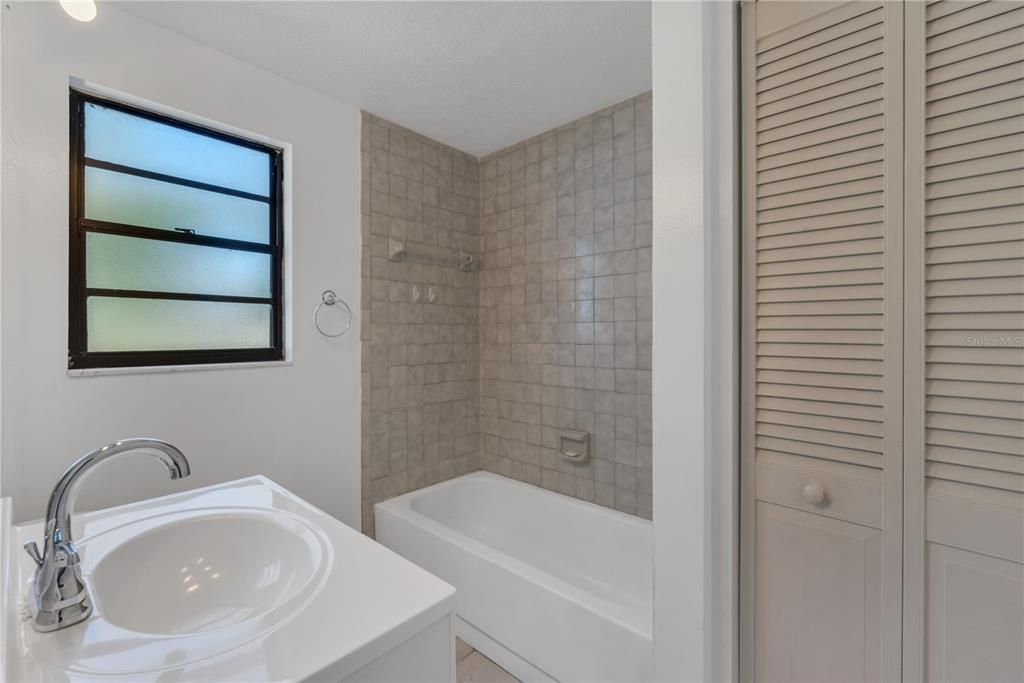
[313, 289, 352, 338]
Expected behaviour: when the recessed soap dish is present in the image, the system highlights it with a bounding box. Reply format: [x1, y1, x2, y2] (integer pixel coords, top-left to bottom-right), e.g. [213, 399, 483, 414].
[559, 430, 591, 464]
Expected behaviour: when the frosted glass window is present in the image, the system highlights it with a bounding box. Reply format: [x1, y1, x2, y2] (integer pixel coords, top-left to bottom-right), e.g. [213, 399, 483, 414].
[84, 102, 271, 196]
[87, 298, 272, 352]
[84, 167, 271, 243]
[69, 91, 283, 369]
[86, 234, 271, 298]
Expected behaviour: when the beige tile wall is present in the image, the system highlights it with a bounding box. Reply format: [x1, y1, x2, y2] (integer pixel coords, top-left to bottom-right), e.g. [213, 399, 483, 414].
[361, 93, 653, 531]
[477, 93, 653, 518]
[360, 113, 481, 536]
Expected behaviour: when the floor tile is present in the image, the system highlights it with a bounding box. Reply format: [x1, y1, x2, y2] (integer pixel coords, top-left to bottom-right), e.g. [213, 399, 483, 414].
[456, 651, 521, 683]
[456, 637, 475, 661]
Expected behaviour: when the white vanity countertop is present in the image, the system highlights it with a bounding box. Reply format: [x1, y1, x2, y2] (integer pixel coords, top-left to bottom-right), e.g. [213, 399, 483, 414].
[2, 477, 455, 682]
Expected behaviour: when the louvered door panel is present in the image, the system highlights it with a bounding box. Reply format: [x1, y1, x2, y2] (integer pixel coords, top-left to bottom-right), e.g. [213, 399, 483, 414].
[751, 1, 898, 479]
[742, 2, 904, 681]
[905, 2, 1024, 680]
[922, 2, 1024, 499]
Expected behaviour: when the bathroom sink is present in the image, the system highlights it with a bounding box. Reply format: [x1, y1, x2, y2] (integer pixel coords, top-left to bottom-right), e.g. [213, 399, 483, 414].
[4, 476, 456, 682]
[86, 511, 324, 636]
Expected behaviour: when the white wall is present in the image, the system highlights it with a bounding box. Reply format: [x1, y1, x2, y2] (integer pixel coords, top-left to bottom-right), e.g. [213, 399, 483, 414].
[652, 1, 736, 681]
[1, 3, 362, 526]
[0, 2, 5, 499]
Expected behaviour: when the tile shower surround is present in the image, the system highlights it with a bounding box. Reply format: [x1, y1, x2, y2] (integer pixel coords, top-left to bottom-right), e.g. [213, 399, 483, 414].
[360, 114, 481, 536]
[478, 93, 653, 519]
[361, 93, 653, 533]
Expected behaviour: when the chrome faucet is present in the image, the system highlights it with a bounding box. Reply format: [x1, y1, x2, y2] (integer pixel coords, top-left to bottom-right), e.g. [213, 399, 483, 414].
[23, 438, 190, 632]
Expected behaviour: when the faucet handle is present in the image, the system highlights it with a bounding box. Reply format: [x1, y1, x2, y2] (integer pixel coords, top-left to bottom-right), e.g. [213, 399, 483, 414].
[23, 541, 43, 568]
[53, 543, 81, 568]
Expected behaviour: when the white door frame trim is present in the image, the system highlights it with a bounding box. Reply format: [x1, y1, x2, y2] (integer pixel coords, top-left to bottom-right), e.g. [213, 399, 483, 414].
[652, 2, 738, 681]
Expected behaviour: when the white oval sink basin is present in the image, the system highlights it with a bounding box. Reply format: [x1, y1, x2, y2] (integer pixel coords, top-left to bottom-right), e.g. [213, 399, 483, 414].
[89, 512, 322, 635]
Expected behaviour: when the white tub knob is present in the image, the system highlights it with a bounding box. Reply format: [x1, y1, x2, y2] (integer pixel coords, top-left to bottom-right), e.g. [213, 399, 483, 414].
[801, 482, 827, 506]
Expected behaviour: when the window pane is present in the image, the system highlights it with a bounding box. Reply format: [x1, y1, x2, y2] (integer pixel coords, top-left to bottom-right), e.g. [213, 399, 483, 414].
[86, 233, 271, 298]
[84, 102, 271, 196]
[87, 297, 271, 352]
[84, 167, 271, 244]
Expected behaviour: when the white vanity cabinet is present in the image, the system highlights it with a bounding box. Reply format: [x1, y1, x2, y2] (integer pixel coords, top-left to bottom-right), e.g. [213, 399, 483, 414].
[345, 614, 455, 683]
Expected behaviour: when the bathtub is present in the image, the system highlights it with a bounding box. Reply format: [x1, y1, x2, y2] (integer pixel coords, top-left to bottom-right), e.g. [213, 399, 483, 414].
[375, 471, 653, 683]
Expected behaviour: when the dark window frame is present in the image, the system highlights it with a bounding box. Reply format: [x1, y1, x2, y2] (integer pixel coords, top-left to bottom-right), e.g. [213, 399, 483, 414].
[68, 90, 285, 370]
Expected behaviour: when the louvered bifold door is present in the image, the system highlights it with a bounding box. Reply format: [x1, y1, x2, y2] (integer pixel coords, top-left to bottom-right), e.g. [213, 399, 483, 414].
[904, 2, 1024, 681]
[740, 2, 904, 681]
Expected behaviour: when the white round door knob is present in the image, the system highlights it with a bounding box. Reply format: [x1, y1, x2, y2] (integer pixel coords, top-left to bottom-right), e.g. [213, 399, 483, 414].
[801, 482, 827, 506]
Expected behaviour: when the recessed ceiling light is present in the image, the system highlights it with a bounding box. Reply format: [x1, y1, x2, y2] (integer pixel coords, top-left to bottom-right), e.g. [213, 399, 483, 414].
[59, 0, 97, 23]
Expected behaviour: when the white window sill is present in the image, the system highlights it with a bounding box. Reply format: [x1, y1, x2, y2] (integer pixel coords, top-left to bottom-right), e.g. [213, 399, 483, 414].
[67, 359, 293, 378]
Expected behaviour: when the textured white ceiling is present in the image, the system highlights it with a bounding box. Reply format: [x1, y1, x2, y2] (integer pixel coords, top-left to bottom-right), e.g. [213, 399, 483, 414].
[117, 1, 652, 157]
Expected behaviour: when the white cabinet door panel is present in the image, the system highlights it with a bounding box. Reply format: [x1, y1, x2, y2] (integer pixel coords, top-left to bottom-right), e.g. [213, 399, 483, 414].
[754, 502, 883, 683]
[926, 542, 1024, 683]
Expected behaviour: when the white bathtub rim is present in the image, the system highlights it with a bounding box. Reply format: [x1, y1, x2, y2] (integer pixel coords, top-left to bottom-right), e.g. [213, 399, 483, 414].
[375, 472, 653, 640]
[376, 496, 647, 637]
[378, 501, 655, 643]
[375, 472, 651, 637]
[440, 472, 652, 531]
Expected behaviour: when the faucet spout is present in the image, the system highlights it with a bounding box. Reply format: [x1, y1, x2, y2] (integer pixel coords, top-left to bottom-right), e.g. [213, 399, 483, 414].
[46, 438, 190, 543]
[26, 438, 190, 632]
